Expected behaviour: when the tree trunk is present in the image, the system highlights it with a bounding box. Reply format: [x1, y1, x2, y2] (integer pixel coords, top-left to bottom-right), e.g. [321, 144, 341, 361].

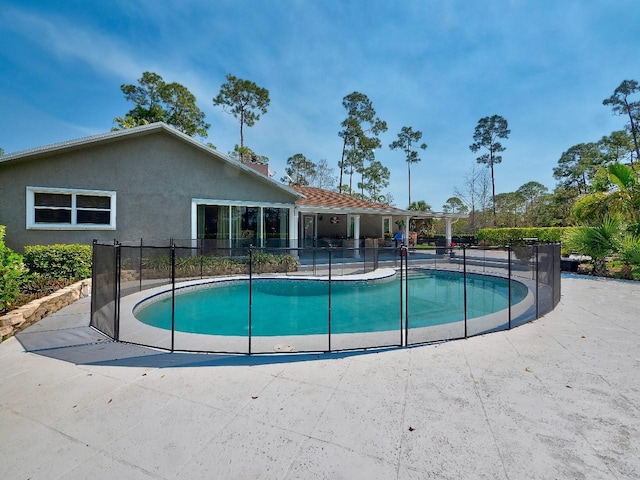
[240, 110, 245, 148]
[625, 98, 640, 162]
[338, 138, 347, 193]
[490, 163, 496, 226]
[408, 161, 412, 207]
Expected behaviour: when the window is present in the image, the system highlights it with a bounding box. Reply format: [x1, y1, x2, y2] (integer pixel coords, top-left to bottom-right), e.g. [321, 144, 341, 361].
[194, 200, 292, 248]
[232, 206, 259, 248]
[263, 207, 289, 248]
[27, 187, 116, 230]
[382, 217, 392, 237]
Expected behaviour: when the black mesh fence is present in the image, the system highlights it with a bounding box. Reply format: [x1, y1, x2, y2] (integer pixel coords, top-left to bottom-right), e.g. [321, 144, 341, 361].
[90, 242, 118, 340]
[90, 240, 562, 354]
[537, 243, 561, 316]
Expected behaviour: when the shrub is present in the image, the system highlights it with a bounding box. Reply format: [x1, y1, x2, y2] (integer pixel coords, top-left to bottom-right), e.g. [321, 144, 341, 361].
[618, 234, 640, 267]
[140, 251, 299, 276]
[562, 217, 620, 276]
[19, 274, 72, 296]
[250, 251, 299, 273]
[477, 227, 571, 246]
[23, 244, 92, 280]
[0, 226, 24, 313]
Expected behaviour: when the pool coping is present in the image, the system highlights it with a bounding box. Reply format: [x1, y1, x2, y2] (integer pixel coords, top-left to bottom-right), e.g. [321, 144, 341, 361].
[115, 268, 536, 353]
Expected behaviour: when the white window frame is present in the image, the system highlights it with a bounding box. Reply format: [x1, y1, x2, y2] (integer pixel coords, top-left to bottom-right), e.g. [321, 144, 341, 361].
[191, 199, 294, 248]
[26, 186, 117, 230]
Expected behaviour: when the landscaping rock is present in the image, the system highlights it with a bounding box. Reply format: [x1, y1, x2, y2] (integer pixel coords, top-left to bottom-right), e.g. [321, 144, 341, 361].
[0, 279, 91, 342]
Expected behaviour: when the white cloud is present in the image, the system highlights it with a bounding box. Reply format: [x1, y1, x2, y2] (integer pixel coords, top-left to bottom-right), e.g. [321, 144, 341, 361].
[2, 7, 144, 80]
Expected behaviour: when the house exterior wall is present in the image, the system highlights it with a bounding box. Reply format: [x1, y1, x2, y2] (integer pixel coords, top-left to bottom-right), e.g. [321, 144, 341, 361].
[315, 214, 347, 238]
[311, 214, 385, 240]
[359, 215, 384, 238]
[0, 130, 297, 251]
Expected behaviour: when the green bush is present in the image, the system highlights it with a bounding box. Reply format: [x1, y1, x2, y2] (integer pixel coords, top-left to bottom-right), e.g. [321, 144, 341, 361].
[141, 251, 299, 276]
[562, 217, 620, 276]
[22, 244, 92, 280]
[250, 251, 299, 273]
[477, 227, 573, 246]
[1, 226, 24, 313]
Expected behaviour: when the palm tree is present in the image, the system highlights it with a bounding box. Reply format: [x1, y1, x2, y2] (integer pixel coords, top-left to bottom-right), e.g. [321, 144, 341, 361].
[572, 163, 640, 230]
[563, 216, 620, 275]
[617, 233, 640, 278]
[606, 163, 640, 225]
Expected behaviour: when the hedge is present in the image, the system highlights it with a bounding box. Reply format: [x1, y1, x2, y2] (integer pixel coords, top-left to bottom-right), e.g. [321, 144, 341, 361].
[140, 251, 299, 276]
[477, 227, 576, 246]
[22, 244, 92, 280]
[1, 226, 24, 313]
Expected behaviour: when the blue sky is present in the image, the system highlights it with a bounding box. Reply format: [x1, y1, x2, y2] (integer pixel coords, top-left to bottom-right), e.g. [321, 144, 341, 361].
[1, 0, 638, 211]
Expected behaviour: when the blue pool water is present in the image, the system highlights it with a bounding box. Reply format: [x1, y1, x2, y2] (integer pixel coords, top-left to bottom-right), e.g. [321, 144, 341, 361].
[134, 270, 529, 336]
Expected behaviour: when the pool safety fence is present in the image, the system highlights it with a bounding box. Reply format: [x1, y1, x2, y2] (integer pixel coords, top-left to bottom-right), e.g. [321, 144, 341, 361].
[90, 240, 561, 354]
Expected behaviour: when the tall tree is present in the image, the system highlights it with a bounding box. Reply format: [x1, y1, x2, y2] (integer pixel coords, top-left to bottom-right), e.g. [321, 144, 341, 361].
[408, 200, 433, 236]
[599, 130, 635, 166]
[116, 71, 209, 138]
[309, 159, 337, 190]
[552, 142, 603, 195]
[359, 160, 390, 202]
[228, 145, 268, 165]
[338, 92, 387, 193]
[516, 181, 548, 225]
[389, 126, 427, 207]
[454, 163, 492, 232]
[281, 153, 316, 186]
[469, 115, 510, 225]
[494, 192, 524, 227]
[536, 187, 578, 227]
[442, 197, 468, 215]
[603, 79, 640, 163]
[213, 74, 270, 159]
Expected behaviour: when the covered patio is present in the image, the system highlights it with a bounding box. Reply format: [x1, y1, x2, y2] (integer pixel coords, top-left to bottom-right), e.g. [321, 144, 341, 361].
[291, 186, 464, 250]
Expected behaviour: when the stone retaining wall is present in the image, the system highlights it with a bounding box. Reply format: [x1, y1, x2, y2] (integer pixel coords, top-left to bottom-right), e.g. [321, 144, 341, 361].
[0, 279, 91, 342]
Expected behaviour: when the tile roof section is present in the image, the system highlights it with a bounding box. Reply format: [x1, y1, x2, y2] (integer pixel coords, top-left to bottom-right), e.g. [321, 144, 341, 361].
[291, 186, 402, 212]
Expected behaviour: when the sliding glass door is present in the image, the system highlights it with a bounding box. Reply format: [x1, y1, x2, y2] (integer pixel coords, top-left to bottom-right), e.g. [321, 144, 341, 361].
[197, 203, 290, 249]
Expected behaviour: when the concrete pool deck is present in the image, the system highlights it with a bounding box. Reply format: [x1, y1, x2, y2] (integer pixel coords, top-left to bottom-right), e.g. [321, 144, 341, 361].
[1, 274, 638, 479]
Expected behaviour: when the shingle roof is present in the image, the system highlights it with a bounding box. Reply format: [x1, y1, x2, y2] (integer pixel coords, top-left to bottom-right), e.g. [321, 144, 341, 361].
[291, 186, 402, 212]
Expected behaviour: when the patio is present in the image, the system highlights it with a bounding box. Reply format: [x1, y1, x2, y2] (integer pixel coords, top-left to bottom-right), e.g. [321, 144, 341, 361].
[0, 274, 638, 479]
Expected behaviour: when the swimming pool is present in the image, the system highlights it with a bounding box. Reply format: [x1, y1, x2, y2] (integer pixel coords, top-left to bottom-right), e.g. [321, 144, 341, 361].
[133, 270, 529, 337]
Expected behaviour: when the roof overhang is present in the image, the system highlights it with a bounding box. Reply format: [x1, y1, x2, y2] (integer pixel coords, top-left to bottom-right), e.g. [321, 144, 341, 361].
[296, 204, 467, 220]
[0, 122, 304, 200]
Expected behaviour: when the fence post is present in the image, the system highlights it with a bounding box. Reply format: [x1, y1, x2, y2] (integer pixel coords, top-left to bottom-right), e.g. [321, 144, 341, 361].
[399, 244, 404, 346]
[170, 242, 176, 352]
[139, 237, 143, 292]
[115, 242, 121, 342]
[508, 245, 512, 330]
[404, 245, 409, 347]
[200, 239, 204, 279]
[328, 248, 332, 352]
[555, 243, 561, 306]
[463, 245, 468, 339]
[535, 243, 540, 319]
[248, 245, 253, 355]
[90, 240, 97, 331]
